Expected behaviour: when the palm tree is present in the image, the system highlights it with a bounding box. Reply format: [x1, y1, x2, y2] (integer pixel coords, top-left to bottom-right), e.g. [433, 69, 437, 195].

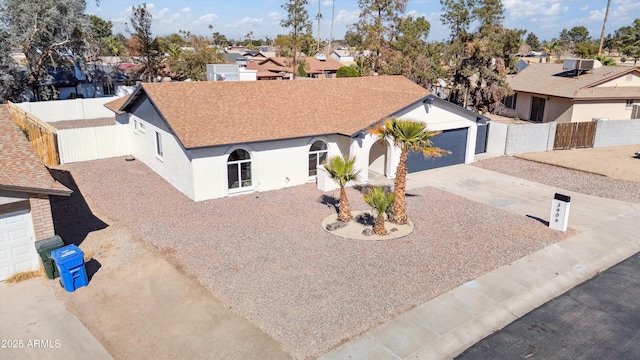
[370, 118, 449, 224]
[363, 186, 395, 235]
[324, 156, 360, 222]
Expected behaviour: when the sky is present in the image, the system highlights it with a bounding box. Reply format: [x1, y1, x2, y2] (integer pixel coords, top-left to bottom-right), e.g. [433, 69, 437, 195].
[86, 0, 640, 43]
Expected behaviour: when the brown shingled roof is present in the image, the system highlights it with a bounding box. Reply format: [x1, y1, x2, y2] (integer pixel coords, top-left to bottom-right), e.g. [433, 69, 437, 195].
[305, 56, 343, 74]
[507, 63, 640, 99]
[126, 76, 429, 149]
[0, 106, 71, 196]
[104, 95, 130, 115]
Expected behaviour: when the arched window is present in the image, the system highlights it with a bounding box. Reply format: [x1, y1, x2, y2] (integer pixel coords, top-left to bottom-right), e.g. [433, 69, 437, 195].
[227, 149, 252, 189]
[308, 140, 328, 177]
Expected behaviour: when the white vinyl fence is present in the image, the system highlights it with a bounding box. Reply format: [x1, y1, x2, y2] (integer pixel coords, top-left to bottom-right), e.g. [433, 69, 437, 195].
[57, 124, 130, 164]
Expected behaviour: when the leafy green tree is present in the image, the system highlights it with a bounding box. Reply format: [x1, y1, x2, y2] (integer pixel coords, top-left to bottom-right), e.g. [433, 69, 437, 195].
[274, 34, 293, 56]
[89, 15, 112, 56]
[370, 118, 448, 224]
[128, 3, 161, 82]
[212, 32, 229, 47]
[573, 41, 598, 58]
[103, 33, 127, 56]
[525, 33, 540, 51]
[0, 30, 28, 103]
[363, 186, 395, 235]
[568, 26, 591, 44]
[157, 33, 187, 54]
[336, 66, 360, 77]
[166, 48, 225, 81]
[0, 0, 91, 100]
[355, 0, 408, 74]
[344, 28, 363, 48]
[280, 0, 312, 77]
[384, 16, 433, 84]
[440, 0, 520, 113]
[324, 156, 360, 222]
[619, 19, 640, 65]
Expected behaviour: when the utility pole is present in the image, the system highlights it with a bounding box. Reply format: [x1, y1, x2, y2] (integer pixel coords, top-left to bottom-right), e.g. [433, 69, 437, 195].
[598, 0, 611, 56]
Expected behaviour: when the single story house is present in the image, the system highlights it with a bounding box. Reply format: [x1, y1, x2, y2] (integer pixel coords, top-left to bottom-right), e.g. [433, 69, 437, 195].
[105, 76, 488, 201]
[0, 106, 71, 281]
[504, 63, 640, 122]
[330, 49, 355, 64]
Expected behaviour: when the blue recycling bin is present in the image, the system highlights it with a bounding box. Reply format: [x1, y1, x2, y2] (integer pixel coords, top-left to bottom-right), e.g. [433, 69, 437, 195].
[50, 244, 88, 292]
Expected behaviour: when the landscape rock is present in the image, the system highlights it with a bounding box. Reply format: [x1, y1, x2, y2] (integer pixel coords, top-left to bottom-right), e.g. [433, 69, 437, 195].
[362, 229, 374, 236]
[326, 221, 348, 231]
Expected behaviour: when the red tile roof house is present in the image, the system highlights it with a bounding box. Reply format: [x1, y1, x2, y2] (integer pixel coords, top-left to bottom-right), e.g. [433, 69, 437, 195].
[0, 106, 71, 281]
[504, 63, 640, 123]
[105, 76, 489, 201]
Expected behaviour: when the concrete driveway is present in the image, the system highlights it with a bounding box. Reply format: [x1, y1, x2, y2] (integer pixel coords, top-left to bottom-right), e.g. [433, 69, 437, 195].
[0, 278, 112, 360]
[321, 164, 640, 359]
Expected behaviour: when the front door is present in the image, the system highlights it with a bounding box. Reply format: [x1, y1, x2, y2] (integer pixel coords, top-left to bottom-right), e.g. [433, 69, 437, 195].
[530, 97, 546, 122]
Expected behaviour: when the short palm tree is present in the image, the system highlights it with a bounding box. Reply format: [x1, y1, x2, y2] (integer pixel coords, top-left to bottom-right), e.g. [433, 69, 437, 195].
[363, 186, 395, 235]
[370, 118, 449, 224]
[324, 156, 360, 222]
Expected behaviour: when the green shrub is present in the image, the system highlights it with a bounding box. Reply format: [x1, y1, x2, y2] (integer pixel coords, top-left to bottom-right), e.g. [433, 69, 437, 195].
[336, 66, 360, 78]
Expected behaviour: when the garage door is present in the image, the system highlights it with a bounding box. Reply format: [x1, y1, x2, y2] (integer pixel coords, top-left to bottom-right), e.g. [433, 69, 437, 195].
[0, 210, 38, 281]
[406, 127, 468, 173]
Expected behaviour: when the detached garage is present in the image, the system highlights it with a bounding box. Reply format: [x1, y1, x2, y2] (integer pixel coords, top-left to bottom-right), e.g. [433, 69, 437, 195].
[0, 106, 71, 281]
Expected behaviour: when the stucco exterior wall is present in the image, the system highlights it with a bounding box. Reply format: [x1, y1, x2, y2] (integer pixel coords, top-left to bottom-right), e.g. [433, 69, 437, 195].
[547, 97, 574, 123]
[594, 119, 640, 147]
[129, 99, 195, 199]
[514, 92, 533, 120]
[572, 100, 635, 122]
[486, 122, 508, 154]
[189, 135, 346, 201]
[597, 72, 640, 87]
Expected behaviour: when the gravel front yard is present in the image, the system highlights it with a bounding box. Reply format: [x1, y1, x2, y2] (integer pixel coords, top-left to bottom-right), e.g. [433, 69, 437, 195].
[474, 155, 640, 204]
[61, 157, 575, 359]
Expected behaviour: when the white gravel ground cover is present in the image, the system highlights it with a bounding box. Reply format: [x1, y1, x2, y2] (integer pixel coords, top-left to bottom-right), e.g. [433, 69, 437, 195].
[62, 157, 574, 359]
[474, 157, 640, 204]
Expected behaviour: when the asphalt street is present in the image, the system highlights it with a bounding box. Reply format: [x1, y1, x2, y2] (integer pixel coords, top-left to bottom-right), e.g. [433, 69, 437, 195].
[456, 252, 640, 360]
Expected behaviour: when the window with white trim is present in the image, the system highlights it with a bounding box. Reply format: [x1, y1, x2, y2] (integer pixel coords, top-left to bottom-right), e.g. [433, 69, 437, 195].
[138, 121, 146, 133]
[155, 131, 163, 158]
[227, 149, 252, 189]
[308, 140, 328, 177]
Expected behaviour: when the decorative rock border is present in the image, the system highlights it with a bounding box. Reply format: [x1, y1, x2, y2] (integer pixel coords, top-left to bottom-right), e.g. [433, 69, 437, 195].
[321, 210, 414, 241]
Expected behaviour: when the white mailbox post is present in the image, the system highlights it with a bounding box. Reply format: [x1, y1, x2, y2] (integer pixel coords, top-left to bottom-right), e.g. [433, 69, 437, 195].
[549, 193, 571, 232]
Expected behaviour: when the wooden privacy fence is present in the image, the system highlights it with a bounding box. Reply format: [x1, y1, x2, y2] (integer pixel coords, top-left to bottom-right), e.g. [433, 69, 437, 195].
[553, 122, 596, 150]
[7, 101, 59, 166]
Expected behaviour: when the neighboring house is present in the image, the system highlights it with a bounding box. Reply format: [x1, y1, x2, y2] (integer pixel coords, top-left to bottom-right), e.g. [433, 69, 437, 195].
[330, 49, 355, 65]
[304, 54, 342, 78]
[504, 63, 640, 123]
[104, 76, 488, 201]
[0, 106, 71, 281]
[244, 55, 342, 80]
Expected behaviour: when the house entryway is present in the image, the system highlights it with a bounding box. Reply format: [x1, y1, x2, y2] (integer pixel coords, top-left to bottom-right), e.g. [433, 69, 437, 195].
[530, 97, 546, 122]
[368, 140, 388, 180]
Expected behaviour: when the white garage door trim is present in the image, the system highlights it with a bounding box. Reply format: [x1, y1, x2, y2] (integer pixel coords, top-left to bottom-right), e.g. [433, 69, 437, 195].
[0, 210, 38, 281]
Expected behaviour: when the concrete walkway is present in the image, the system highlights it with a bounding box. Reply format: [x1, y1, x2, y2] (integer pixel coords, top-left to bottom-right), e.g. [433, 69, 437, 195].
[320, 165, 640, 360]
[0, 278, 113, 360]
